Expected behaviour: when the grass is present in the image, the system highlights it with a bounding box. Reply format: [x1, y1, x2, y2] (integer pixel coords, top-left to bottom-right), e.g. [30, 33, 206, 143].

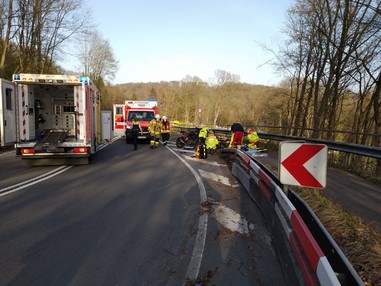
[297, 188, 381, 286]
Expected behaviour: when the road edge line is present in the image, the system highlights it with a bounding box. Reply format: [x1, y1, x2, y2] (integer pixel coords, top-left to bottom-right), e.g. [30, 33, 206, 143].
[166, 146, 208, 283]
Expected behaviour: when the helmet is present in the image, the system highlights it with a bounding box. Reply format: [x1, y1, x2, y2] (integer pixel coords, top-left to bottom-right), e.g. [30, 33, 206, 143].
[155, 114, 160, 119]
[247, 128, 254, 134]
[162, 116, 167, 121]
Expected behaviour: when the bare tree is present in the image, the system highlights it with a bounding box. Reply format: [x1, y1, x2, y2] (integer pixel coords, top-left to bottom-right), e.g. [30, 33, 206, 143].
[15, 0, 88, 73]
[77, 30, 119, 86]
[0, 0, 89, 76]
[0, 0, 15, 77]
[211, 69, 240, 126]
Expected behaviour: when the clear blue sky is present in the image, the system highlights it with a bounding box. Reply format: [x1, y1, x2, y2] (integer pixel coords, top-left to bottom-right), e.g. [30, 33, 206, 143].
[76, 0, 292, 86]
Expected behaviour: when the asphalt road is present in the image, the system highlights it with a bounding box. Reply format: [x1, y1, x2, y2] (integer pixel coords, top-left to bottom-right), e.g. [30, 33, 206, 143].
[0, 140, 286, 286]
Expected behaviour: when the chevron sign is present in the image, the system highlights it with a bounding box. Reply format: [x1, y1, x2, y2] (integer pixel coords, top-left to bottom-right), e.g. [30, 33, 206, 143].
[280, 142, 328, 188]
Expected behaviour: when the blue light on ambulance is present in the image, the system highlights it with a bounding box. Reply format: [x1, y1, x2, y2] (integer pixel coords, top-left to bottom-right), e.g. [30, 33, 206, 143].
[80, 76, 89, 83]
[13, 74, 20, 80]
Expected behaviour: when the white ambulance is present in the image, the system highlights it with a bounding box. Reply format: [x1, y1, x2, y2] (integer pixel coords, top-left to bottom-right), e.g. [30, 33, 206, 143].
[6, 73, 101, 165]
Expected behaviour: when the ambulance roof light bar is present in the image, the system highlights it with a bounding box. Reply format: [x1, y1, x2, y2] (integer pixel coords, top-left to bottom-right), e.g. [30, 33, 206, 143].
[12, 74, 90, 84]
[125, 100, 158, 108]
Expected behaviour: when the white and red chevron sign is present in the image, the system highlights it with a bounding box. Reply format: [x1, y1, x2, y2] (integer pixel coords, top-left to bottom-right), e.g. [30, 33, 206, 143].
[280, 142, 328, 188]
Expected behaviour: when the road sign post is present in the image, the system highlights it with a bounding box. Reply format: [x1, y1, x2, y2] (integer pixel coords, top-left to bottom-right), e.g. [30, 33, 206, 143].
[279, 141, 328, 189]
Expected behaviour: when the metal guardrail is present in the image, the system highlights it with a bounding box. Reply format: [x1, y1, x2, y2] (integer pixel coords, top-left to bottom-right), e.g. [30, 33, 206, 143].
[287, 190, 364, 286]
[173, 126, 381, 159]
[258, 133, 381, 160]
[231, 149, 364, 285]
[175, 125, 370, 284]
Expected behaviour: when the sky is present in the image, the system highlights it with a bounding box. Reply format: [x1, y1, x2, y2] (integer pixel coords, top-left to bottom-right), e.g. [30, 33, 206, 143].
[64, 0, 292, 86]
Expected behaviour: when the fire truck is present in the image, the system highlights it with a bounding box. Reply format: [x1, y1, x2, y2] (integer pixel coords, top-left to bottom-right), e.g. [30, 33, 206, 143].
[8, 73, 101, 165]
[123, 100, 158, 143]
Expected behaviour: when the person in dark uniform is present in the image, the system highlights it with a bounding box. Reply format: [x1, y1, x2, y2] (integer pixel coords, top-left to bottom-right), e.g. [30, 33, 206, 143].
[131, 115, 142, 150]
[229, 122, 245, 149]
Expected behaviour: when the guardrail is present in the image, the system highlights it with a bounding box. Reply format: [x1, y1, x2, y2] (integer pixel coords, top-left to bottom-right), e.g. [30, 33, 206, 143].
[175, 125, 368, 284]
[173, 126, 380, 159]
[230, 148, 364, 286]
[257, 133, 381, 160]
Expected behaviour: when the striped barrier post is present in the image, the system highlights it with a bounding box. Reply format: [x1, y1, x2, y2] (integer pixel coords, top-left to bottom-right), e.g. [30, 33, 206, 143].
[234, 149, 340, 286]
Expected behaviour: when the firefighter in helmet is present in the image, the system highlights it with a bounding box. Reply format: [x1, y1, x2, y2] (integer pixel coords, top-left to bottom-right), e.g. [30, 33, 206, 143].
[161, 116, 170, 146]
[247, 128, 260, 149]
[149, 114, 162, 148]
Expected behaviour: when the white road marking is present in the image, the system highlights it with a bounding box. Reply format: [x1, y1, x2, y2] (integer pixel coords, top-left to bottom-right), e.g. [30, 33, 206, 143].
[212, 203, 250, 236]
[0, 165, 73, 197]
[186, 156, 224, 166]
[198, 169, 239, 187]
[0, 136, 123, 197]
[166, 146, 208, 283]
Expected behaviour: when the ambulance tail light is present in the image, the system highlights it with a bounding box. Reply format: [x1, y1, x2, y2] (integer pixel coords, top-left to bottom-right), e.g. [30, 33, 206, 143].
[73, 147, 88, 153]
[21, 148, 35, 155]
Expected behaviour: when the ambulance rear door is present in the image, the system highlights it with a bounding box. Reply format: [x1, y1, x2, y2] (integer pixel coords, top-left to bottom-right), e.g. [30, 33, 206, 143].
[113, 104, 125, 137]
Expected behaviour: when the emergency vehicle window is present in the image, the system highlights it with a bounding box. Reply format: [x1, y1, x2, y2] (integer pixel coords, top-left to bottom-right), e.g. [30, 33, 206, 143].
[145, 112, 154, 120]
[5, 88, 12, 110]
[63, 106, 75, 113]
[128, 111, 154, 121]
[116, 107, 123, 114]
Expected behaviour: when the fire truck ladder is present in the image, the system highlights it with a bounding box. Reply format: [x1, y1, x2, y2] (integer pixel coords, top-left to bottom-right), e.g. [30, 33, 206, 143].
[34, 129, 68, 152]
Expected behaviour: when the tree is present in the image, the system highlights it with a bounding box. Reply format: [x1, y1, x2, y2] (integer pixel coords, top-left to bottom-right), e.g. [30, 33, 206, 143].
[77, 30, 119, 86]
[1, 0, 88, 74]
[0, 0, 15, 77]
[211, 69, 240, 126]
[276, 0, 381, 175]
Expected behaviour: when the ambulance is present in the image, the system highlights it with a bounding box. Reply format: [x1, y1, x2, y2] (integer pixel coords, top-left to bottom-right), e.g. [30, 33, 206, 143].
[9, 73, 101, 165]
[124, 100, 158, 143]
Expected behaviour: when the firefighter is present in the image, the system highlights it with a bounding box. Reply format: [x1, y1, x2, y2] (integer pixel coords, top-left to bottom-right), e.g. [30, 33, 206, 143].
[198, 127, 210, 145]
[247, 128, 260, 149]
[205, 130, 219, 154]
[149, 114, 161, 148]
[229, 122, 245, 149]
[161, 116, 170, 146]
[131, 115, 143, 150]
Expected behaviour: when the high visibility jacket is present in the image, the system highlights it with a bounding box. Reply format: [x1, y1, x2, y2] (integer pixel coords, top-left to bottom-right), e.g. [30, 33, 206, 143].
[199, 127, 209, 138]
[132, 121, 142, 134]
[206, 135, 219, 149]
[247, 131, 260, 148]
[248, 132, 259, 143]
[149, 119, 161, 135]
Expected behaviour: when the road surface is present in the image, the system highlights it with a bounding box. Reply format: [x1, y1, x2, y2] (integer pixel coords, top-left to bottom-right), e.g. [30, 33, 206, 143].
[0, 139, 286, 286]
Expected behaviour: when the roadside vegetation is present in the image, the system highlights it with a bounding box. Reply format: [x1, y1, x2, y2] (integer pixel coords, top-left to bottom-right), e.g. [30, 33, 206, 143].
[298, 188, 381, 285]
